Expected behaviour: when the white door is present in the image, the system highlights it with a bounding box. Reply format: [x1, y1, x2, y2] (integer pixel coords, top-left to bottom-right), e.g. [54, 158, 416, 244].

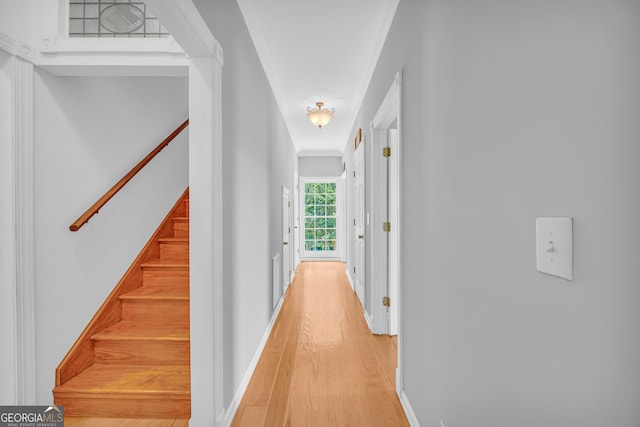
[369, 129, 389, 334]
[388, 129, 399, 335]
[293, 169, 300, 270]
[353, 144, 365, 307]
[282, 186, 291, 293]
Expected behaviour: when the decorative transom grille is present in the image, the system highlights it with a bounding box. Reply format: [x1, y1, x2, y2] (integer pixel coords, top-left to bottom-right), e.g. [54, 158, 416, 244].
[69, 0, 170, 38]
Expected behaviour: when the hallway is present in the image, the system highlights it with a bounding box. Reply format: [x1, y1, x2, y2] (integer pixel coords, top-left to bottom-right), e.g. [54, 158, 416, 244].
[232, 262, 409, 426]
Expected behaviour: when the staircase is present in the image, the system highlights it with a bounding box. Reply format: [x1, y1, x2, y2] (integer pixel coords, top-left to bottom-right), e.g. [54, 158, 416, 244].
[54, 191, 190, 419]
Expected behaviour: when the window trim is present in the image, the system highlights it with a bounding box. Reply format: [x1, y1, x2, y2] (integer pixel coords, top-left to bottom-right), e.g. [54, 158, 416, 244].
[299, 176, 342, 260]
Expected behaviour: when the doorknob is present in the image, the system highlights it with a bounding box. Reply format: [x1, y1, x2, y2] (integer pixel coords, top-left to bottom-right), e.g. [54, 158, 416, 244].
[358, 235, 364, 239]
[283, 241, 289, 245]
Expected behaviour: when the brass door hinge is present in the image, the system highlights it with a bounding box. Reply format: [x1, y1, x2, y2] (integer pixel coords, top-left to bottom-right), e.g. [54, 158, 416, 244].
[353, 266, 356, 274]
[383, 296, 390, 307]
[353, 171, 356, 178]
[383, 147, 391, 157]
[383, 222, 391, 232]
[288, 201, 291, 208]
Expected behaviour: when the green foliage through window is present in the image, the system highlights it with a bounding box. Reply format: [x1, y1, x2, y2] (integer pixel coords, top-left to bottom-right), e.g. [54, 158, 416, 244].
[304, 181, 337, 252]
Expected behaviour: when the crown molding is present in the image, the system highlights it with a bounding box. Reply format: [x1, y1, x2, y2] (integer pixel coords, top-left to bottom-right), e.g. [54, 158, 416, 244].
[298, 149, 343, 157]
[38, 35, 185, 54]
[1, 32, 192, 77]
[35, 35, 190, 77]
[0, 32, 36, 63]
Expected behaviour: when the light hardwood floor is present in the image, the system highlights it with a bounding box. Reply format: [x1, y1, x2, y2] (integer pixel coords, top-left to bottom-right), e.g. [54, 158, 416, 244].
[232, 261, 409, 426]
[65, 262, 405, 426]
[64, 418, 188, 426]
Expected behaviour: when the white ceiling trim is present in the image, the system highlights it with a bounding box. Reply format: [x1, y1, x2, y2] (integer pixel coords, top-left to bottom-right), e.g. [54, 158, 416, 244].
[335, 0, 400, 155]
[236, 1, 299, 152]
[298, 148, 343, 158]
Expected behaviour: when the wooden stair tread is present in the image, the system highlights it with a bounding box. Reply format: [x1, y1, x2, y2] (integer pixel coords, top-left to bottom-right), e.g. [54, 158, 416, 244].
[158, 237, 189, 243]
[93, 321, 189, 341]
[141, 260, 189, 268]
[121, 286, 188, 300]
[55, 190, 191, 418]
[54, 364, 190, 395]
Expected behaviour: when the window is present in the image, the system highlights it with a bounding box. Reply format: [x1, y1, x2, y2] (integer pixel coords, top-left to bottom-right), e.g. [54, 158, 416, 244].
[303, 180, 338, 253]
[69, 0, 170, 38]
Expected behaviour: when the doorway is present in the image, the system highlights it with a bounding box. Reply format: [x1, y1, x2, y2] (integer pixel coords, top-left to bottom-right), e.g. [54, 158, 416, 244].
[369, 71, 403, 393]
[282, 185, 291, 294]
[353, 143, 366, 307]
[292, 169, 300, 271]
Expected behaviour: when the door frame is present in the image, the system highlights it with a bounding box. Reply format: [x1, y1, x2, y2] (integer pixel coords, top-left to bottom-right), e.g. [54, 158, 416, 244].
[340, 170, 347, 263]
[369, 71, 403, 394]
[0, 45, 37, 404]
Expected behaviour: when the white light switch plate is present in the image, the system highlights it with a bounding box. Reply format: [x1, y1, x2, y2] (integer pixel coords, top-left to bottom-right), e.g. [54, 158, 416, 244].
[536, 217, 573, 280]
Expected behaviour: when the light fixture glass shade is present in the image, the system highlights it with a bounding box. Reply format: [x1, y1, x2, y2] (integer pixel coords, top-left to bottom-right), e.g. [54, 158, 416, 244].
[306, 102, 335, 128]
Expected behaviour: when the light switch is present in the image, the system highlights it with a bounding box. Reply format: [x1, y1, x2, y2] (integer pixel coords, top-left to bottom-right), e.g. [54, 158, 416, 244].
[536, 217, 573, 280]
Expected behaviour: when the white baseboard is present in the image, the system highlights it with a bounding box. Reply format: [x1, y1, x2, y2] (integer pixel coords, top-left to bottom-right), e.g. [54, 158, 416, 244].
[363, 309, 373, 331]
[222, 294, 285, 426]
[216, 411, 226, 427]
[285, 268, 296, 294]
[345, 265, 354, 291]
[399, 390, 420, 427]
[272, 254, 281, 309]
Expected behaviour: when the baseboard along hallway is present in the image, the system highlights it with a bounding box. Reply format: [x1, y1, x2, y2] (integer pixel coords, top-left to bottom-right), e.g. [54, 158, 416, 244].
[232, 261, 409, 426]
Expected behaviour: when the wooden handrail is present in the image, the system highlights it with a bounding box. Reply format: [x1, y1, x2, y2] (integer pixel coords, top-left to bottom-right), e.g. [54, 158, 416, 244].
[69, 119, 189, 231]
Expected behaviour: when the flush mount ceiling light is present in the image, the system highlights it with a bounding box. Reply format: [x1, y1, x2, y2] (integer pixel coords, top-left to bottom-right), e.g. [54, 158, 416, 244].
[306, 102, 335, 129]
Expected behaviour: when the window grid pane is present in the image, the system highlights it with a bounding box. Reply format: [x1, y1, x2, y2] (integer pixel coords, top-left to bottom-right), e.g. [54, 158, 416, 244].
[304, 181, 337, 252]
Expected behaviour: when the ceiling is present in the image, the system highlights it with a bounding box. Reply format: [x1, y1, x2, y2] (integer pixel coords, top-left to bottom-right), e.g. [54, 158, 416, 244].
[236, 0, 399, 157]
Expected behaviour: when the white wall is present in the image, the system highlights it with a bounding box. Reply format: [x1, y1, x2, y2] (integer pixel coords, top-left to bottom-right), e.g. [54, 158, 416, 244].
[193, 0, 298, 410]
[345, 0, 640, 425]
[0, 0, 60, 49]
[0, 53, 17, 405]
[298, 156, 342, 177]
[31, 0, 64, 43]
[270, 107, 299, 283]
[33, 73, 188, 403]
[0, 1, 34, 44]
